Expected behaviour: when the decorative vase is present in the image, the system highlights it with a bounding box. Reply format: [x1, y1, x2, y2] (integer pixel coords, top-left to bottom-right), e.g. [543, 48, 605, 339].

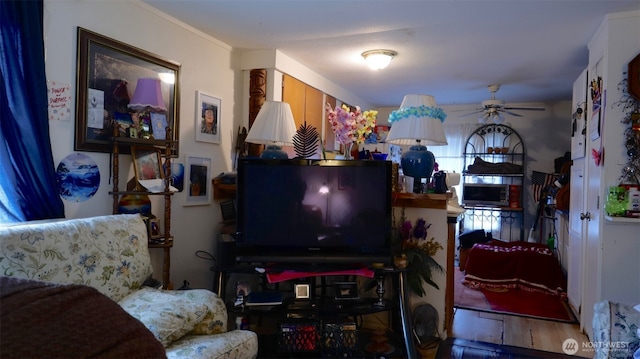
[118, 194, 152, 217]
[343, 142, 354, 160]
[394, 254, 408, 269]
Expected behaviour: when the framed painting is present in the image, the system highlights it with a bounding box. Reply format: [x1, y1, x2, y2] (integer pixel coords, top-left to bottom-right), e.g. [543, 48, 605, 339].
[131, 146, 164, 182]
[185, 155, 212, 206]
[195, 91, 221, 144]
[75, 27, 181, 154]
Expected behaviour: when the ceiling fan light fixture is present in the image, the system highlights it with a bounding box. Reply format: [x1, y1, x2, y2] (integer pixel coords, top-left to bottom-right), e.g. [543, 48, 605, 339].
[362, 49, 397, 70]
[493, 113, 505, 124]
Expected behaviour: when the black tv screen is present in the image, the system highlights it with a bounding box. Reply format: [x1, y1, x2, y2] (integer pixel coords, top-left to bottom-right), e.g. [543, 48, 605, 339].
[235, 159, 393, 265]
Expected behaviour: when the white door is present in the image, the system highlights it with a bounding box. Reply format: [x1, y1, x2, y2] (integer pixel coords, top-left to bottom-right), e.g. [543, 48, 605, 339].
[581, 61, 603, 340]
[567, 160, 584, 319]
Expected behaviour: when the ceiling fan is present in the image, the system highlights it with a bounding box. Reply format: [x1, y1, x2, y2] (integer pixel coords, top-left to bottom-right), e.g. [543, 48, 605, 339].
[458, 84, 545, 124]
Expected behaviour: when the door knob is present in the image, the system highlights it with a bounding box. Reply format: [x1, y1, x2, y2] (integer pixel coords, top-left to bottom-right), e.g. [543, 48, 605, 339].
[580, 212, 591, 221]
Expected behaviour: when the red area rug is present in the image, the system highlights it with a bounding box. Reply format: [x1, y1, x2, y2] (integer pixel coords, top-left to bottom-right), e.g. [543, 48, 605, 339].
[454, 268, 576, 323]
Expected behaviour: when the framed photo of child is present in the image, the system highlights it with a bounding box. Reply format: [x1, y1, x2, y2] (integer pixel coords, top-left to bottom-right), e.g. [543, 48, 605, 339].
[131, 146, 164, 185]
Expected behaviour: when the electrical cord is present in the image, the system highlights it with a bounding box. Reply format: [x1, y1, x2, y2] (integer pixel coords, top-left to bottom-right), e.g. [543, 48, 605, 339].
[195, 250, 216, 265]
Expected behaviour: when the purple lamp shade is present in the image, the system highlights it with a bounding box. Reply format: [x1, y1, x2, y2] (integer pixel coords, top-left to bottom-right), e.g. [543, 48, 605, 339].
[128, 78, 167, 112]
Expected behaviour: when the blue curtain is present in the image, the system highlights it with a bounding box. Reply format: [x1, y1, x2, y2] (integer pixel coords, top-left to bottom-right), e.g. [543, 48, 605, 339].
[0, 0, 65, 222]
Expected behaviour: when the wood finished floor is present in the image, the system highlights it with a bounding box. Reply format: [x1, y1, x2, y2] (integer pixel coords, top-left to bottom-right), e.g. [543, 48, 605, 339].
[419, 308, 592, 358]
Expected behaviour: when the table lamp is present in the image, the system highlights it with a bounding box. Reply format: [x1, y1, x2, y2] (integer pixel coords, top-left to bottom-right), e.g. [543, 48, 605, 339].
[128, 78, 167, 139]
[386, 94, 447, 193]
[245, 101, 297, 159]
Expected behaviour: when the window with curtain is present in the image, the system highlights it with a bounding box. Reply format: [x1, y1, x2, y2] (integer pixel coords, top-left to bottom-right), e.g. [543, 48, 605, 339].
[429, 123, 513, 239]
[0, 0, 65, 223]
[429, 123, 481, 199]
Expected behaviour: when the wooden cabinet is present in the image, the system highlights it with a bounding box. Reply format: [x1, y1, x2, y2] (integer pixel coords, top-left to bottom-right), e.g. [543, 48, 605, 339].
[110, 131, 175, 289]
[282, 74, 326, 157]
[282, 74, 323, 130]
[461, 124, 526, 242]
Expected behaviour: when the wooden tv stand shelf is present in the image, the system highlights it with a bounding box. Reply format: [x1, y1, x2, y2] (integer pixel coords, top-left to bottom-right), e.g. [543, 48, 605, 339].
[213, 264, 416, 358]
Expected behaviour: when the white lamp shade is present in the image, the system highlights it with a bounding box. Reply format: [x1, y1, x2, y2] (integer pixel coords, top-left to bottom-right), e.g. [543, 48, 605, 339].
[246, 101, 297, 146]
[399, 94, 437, 108]
[386, 94, 448, 146]
[128, 78, 167, 112]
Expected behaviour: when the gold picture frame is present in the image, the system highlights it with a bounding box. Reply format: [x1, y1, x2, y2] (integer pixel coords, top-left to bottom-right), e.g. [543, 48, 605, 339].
[74, 27, 180, 154]
[131, 146, 164, 183]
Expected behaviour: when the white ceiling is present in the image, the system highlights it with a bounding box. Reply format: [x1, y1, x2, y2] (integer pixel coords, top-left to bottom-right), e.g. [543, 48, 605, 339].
[142, 0, 639, 108]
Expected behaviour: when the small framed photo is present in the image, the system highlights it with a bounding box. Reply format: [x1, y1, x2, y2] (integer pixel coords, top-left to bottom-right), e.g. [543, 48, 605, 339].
[334, 282, 358, 300]
[131, 146, 164, 182]
[127, 127, 138, 138]
[195, 91, 221, 144]
[147, 217, 162, 240]
[151, 113, 168, 140]
[294, 284, 310, 300]
[185, 155, 212, 206]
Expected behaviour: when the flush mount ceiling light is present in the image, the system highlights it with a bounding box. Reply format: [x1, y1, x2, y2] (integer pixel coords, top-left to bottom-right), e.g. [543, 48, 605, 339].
[361, 49, 397, 70]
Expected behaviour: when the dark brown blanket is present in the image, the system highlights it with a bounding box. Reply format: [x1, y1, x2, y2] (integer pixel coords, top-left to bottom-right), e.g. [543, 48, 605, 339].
[463, 240, 566, 296]
[0, 276, 166, 358]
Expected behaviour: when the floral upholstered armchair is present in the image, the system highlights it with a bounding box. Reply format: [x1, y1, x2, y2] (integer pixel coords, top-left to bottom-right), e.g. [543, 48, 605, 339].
[0, 214, 258, 359]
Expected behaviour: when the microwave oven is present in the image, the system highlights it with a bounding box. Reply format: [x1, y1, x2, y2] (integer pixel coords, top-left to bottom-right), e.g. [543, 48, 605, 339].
[462, 183, 510, 207]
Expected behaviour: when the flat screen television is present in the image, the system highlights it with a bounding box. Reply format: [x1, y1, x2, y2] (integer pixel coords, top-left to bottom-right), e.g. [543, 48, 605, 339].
[235, 158, 393, 266]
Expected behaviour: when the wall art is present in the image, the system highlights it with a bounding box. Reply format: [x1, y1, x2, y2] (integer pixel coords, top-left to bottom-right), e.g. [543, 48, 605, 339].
[75, 27, 180, 154]
[185, 155, 212, 206]
[195, 91, 221, 144]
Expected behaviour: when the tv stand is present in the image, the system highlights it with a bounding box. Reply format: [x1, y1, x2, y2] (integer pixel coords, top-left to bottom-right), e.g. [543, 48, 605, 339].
[213, 263, 416, 358]
[257, 262, 370, 273]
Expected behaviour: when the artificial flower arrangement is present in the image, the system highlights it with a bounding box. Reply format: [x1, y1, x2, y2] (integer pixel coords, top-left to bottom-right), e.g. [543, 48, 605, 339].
[392, 210, 444, 297]
[387, 104, 447, 125]
[325, 103, 377, 145]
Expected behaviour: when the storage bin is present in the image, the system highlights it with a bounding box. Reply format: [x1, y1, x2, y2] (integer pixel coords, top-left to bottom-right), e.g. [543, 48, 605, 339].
[322, 321, 358, 357]
[278, 320, 320, 353]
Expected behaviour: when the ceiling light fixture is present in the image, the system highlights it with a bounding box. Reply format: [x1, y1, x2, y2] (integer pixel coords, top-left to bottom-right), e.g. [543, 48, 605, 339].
[361, 49, 397, 70]
[478, 108, 505, 124]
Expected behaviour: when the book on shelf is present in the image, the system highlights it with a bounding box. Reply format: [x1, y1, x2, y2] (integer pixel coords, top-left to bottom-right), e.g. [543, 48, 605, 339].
[245, 291, 283, 306]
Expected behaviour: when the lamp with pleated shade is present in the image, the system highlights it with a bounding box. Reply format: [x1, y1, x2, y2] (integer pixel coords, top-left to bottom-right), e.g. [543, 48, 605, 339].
[386, 94, 448, 193]
[128, 78, 167, 139]
[246, 101, 297, 159]
[128, 78, 166, 112]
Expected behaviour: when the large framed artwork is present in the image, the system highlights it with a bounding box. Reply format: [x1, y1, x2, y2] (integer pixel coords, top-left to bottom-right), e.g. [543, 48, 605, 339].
[195, 91, 221, 144]
[75, 27, 181, 154]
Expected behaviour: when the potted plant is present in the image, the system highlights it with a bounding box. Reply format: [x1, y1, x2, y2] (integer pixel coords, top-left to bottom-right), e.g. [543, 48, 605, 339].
[392, 209, 444, 297]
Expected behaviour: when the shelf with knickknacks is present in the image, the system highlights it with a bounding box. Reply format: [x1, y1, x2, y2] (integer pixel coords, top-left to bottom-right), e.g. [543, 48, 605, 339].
[109, 77, 177, 289]
[607, 75, 640, 222]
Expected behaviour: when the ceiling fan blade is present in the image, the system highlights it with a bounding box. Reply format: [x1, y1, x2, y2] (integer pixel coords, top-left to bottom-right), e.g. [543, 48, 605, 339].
[458, 109, 486, 118]
[501, 109, 524, 117]
[450, 107, 483, 112]
[503, 106, 545, 111]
